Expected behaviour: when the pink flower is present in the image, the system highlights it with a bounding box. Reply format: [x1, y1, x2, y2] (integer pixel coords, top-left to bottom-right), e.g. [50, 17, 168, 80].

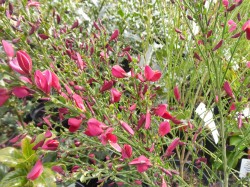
[144, 65, 161, 82]
[68, 118, 82, 132]
[222, 0, 229, 8]
[238, 113, 243, 129]
[111, 65, 127, 78]
[72, 94, 86, 112]
[41, 139, 59, 151]
[121, 144, 132, 159]
[12, 86, 30, 98]
[109, 29, 119, 41]
[129, 155, 152, 173]
[145, 110, 151, 129]
[228, 20, 237, 32]
[100, 80, 114, 92]
[51, 166, 65, 175]
[85, 118, 106, 136]
[223, 81, 234, 98]
[45, 130, 52, 138]
[9, 58, 26, 75]
[2, 40, 14, 58]
[173, 86, 180, 102]
[16, 50, 32, 75]
[0, 88, 10, 107]
[34, 70, 50, 94]
[27, 159, 43, 180]
[129, 103, 137, 112]
[158, 121, 171, 137]
[120, 121, 134, 135]
[242, 20, 250, 40]
[110, 88, 122, 103]
[99, 128, 121, 152]
[154, 104, 168, 116]
[164, 138, 180, 157]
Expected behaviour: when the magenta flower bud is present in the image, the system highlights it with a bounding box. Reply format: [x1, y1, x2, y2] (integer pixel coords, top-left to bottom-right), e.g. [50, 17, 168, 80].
[174, 28, 182, 33]
[0, 88, 10, 107]
[27, 160, 43, 180]
[38, 34, 49, 40]
[9, 58, 26, 75]
[111, 65, 127, 78]
[145, 110, 151, 129]
[12, 86, 30, 98]
[164, 138, 180, 157]
[158, 121, 171, 137]
[129, 103, 137, 112]
[238, 113, 243, 129]
[110, 88, 122, 103]
[68, 118, 82, 133]
[120, 121, 134, 135]
[71, 20, 79, 30]
[85, 118, 105, 137]
[72, 94, 86, 112]
[223, 81, 234, 98]
[193, 52, 202, 61]
[129, 155, 152, 173]
[42, 139, 59, 151]
[2, 40, 14, 58]
[242, 20, 250, 40]
[154, 104, 168, 116]
[34, 70, 51, 94]
[161, 176, 167, 187]
[212, 40, 223, 51]
[16, 50, 32, 74]
[100, 80, 113, 92]
[137, 114, 146, 130]
[121, 144, 132, 159]
[173, 85, 181, 102]
[109, 29, 119, 41]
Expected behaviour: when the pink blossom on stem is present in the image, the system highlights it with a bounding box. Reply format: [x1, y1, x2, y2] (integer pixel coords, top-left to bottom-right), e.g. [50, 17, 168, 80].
[158, 121, 171, 137]
[12, 86, 30, 98]
[110, 88, 122, 103]
[120, 121, 134, 135]
[68, 118, 82, 132]
[144, 65, 161, 82]
[222, 0, 229, 8]
[111, 65, 127, 78]
[9, 58, 26, 75]
[41, 139, 59, 151]
[161, 176, 168, 187]
[85, 118, 106, 136]
[164, 138, 180, 157]
[173, 85, 181, 102]
[16, 50, 32, 75]
[121, 144, 132, 159]
[34, 70, 51, 94]
[2, 40, 15, 58]
[223, 81, 234, 98]
[27, 159, 43, 180]
[145, 110, 151, 129]
[109, 29, 119, 41]
[72, 94, 86, 112]
[129, 155, 152, 173]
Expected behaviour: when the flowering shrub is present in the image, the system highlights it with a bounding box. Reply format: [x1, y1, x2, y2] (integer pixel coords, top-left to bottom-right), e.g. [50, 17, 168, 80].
[0, 0, 249, 187]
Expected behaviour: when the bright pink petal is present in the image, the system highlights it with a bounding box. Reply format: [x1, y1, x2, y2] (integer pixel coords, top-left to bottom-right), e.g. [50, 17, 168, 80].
[109, 29, 119, 41]
[109, 142, 122, 152]
[27, 160, 43, 180]
[120, 121, 134, 135]
[16, 50, 32, 74]
[12, 86, 30, 98]
[0, 95, 9, 107]
[2, 40, 15, 58]
[174, 86, 181, 102]
[164, 138, 180, 157]
[68, 118, 82, 132]
[9, 58, 26, 75]
[111, 65, 127, 78]
[159, 121, 171, 137]
[144, 66, 154, 81]
[145, 110, 151, 129]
